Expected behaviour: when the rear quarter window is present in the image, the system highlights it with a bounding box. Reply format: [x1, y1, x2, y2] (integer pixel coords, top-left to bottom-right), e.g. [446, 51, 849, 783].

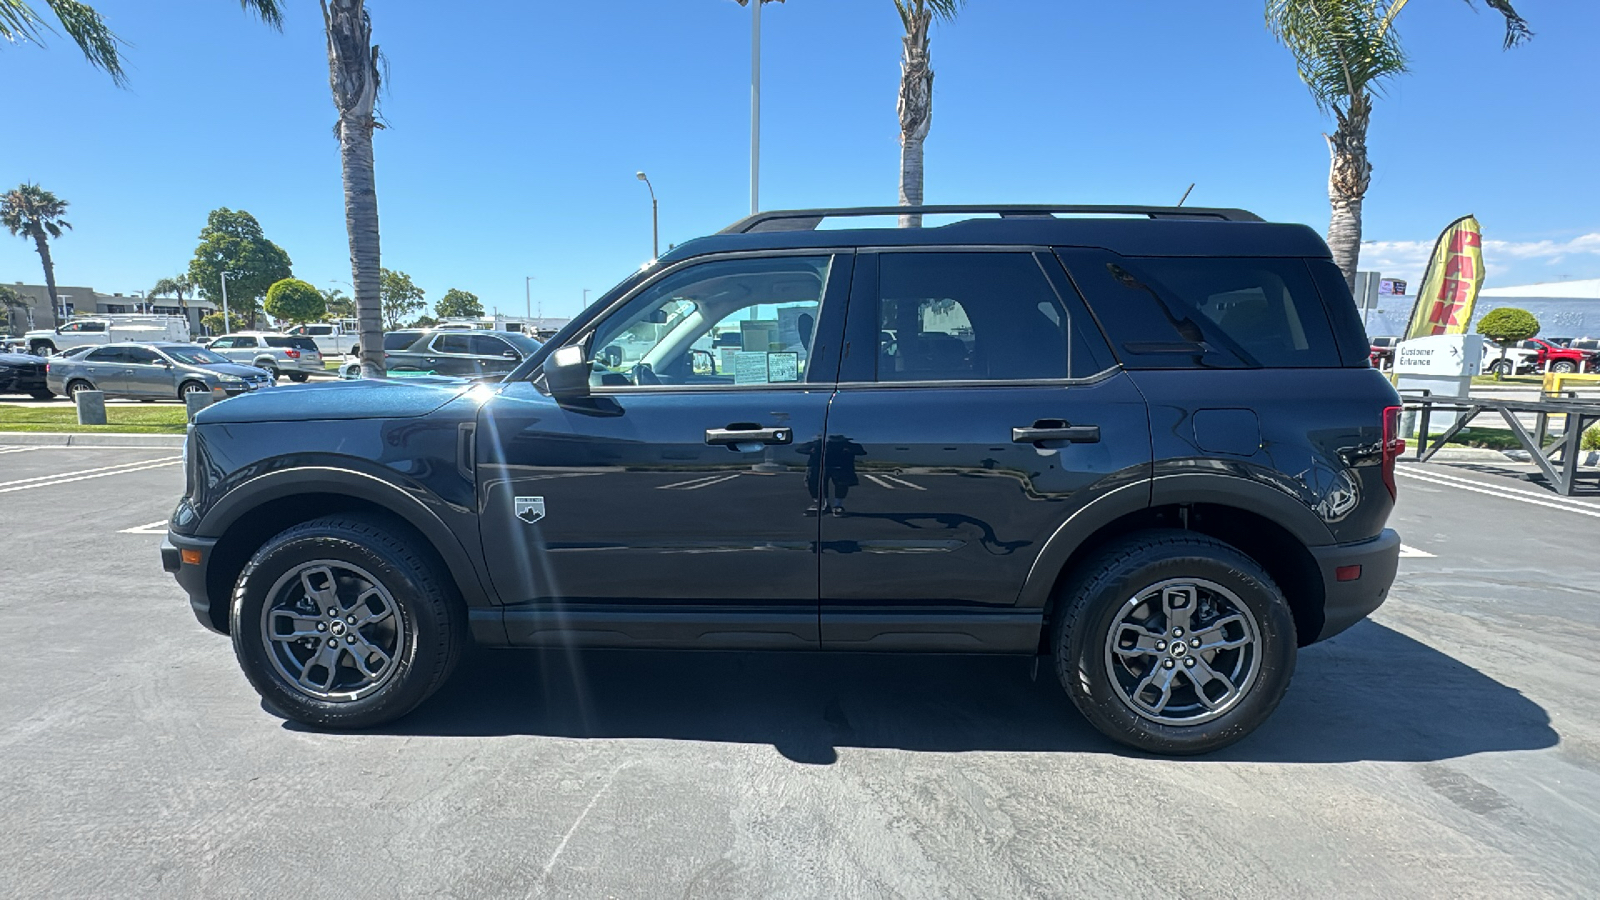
[265, 336, 320, 351]
[1056, 249, 1350, 369]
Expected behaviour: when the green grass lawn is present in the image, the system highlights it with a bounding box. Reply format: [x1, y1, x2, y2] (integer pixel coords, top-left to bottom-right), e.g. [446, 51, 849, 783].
[0, 405, 188, 434]
[1470, 374, 1544, 386]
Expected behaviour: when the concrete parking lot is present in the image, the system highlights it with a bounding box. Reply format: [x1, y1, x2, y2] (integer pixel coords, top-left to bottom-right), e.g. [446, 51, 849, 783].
[1, 445, 1598, 897]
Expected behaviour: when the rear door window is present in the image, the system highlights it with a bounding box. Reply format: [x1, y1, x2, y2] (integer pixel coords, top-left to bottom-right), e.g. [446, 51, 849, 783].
[85, 347, 126, 363]
[1056, 250, 1344, 368]
[469, 334, 516, 358]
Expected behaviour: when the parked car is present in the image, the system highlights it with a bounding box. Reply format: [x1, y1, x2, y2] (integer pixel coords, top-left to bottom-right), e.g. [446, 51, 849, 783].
[339, 328, 541, 380]
[284, 321, 360, 358]
[0, 352, 52, 399]
[47, 342, 274, 400]
[25, 314, 191, 356]
[1369, 335, 1398, 369]
[1515, 338, 1589, 374]
[163, 203, 1402, 756]
[206, 332, 324, 382]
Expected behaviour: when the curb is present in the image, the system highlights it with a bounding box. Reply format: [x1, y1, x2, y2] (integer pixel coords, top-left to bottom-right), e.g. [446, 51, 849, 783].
[1407, 447, 1516, 462]
[0, 431, 185, 448]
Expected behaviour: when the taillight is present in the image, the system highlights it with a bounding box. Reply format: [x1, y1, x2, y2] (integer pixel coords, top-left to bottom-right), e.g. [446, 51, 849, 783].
[1381, 405, 1404, 499]
[284, 349, 301, 359]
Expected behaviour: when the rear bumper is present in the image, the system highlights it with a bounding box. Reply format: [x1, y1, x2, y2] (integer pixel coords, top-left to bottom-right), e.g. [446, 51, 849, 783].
[162, 530, 224, 634]
[1310, 528, 1401, 642]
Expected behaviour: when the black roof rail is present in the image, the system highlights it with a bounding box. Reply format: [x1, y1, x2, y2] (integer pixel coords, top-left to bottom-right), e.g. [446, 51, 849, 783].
[718, 204, 1264, 234]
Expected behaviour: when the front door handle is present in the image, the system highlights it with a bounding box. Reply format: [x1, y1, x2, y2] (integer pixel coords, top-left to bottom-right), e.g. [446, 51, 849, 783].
[1012, 421, 1100, 445]
[706, 424, 793, 446]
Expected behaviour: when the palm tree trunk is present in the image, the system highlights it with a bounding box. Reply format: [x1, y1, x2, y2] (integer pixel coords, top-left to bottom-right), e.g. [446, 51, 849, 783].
[29, 226, 60, 327]
[1325, 92, 1373, 293]
[897, 7, 933, 228]
[322, 0, 384, 379]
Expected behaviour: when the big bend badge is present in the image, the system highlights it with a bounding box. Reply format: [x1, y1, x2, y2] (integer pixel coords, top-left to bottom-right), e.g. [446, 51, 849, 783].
[514, 497, 546, 524]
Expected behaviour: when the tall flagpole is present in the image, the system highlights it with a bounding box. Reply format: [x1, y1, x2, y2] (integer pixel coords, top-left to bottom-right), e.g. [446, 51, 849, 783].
[751, 0, 761, 215]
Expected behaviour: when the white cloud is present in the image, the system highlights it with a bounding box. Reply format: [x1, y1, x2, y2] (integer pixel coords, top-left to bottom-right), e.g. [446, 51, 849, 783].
[1360, 232, 1600, 288]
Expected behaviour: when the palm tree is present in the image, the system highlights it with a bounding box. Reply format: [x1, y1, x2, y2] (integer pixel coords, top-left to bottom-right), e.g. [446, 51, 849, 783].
[895, 0, 963, 228]
[1, 183, 71, 327]
[149, 274, 194, 308]
[321, 0, 386, 379]
[1266, 0, 1531, 290]
[4, 1, 386, 378]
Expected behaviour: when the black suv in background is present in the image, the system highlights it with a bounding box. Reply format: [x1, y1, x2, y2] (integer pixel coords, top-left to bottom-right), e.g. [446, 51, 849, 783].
[163, 205, 1402, 755]
[340, 328, 542, 379]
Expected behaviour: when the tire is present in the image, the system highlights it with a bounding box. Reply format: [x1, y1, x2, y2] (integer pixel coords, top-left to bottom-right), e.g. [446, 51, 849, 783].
[288, 373, 310, 383]
[1052, 530, 1296, 755]
[178, 380, 209, 399]
[1552, 360, 1577, 374]
[29, 341, 55, 356]
[229, 515, 465, 729]
[65, 379, 93, 399]
[349, 345, 359, 359]
[1488, 360, 1512, 376]
[262, 366, 281, 383]
[29, 389, 54, 400]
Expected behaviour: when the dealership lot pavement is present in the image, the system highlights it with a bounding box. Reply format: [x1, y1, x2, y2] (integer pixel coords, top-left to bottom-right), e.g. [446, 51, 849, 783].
[1, 446, 1598, 897]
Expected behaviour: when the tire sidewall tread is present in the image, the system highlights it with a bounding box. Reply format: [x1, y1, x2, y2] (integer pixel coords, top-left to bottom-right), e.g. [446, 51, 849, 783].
[1053, 529, 1297, 755]
[229, 514, 464, 729]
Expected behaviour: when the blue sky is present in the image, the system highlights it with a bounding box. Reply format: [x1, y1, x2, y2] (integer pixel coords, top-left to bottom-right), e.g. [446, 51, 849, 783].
[3, 0, 1596, 317]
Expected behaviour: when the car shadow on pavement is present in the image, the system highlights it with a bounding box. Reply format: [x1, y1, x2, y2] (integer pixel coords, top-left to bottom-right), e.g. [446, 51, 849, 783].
[335, 620, 1555, 764]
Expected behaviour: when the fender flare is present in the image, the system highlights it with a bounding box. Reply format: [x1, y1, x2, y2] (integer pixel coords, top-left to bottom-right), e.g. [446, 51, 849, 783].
[196, 466, 495, 608]
[1014, 472, 1335, 610]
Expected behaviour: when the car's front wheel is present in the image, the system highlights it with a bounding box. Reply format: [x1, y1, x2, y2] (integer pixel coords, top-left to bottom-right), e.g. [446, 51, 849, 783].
[178, 380, 209, 399]
[1053, 530, 1296, 755]
[1488, 359, 1513, 376]
[230, 515, 465, 728]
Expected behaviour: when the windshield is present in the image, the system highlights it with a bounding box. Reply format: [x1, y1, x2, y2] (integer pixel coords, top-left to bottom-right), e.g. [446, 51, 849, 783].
[160, 345, 229, 366]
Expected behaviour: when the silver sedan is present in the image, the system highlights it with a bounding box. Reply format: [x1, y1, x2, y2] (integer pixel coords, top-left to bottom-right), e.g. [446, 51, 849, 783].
[46, 342, 274, 401]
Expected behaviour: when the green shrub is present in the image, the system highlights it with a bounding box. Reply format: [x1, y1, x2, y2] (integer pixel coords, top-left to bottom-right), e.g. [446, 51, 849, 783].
[1584, 425, 1600, 452]
[1476, 307, 1540, 344]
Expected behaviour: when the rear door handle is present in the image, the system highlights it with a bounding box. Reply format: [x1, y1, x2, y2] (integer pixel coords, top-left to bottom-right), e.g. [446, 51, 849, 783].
[1012, 422, 1100, 445]
[706, 424, 793, 446]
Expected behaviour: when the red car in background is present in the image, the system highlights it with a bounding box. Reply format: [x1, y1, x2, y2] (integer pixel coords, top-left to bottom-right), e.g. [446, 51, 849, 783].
[1515, 338, 1591, 374]
[1369, 336, 1397, 369]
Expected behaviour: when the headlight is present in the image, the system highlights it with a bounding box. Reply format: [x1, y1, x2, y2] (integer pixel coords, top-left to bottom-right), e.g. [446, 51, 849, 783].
[218, 374, 245, 383]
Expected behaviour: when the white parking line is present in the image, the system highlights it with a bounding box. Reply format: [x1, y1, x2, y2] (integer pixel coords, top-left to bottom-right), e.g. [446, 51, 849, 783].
[0, 456, 181, 489]
[1396, 467, 1600, 520]
[0, 458, 181, 494]
[657, 473, 743, 491]
[0, 446, 35, 455]
[1399, 544, 1436, 558]
[863, 474, 898, 490]
[119, 520, 170, 535]
[878, 474, 927, 491]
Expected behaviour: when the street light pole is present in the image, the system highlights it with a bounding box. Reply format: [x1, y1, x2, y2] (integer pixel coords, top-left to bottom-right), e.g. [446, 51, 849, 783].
[218, 272, 232, 334]
[751, 0, 761, 215]
[636, 172, 659, 259]
[583, 288, 591, 309]
[525, 275, 536, 320]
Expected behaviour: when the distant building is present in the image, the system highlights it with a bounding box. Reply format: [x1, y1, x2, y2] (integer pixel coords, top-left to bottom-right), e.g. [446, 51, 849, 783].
[2, 283, 216, 336]
[1480, 278, 1600, 300]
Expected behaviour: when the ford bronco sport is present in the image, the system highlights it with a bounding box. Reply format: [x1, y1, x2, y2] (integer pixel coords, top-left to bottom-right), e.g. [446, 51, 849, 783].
[162, 205, 1403, 755]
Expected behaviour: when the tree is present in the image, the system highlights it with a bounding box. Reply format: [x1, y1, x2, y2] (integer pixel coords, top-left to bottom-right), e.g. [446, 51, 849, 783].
[187, 207, 293, 329]
[410, 314, 438, 329]
[149, 274, 194, 309]
[1, 183, 71, 327]
[201, 309, 252, 336]
[1476, 306, 1538, 379]
[0, 284, 27, 335]
[321, 287, 354, 319]
[1266, 0, 1532, 290]
[265, 278, 327, 325]
[380, 268, 424, 330]
[894, 0, 963, 228]
[435, 288, 483, 319]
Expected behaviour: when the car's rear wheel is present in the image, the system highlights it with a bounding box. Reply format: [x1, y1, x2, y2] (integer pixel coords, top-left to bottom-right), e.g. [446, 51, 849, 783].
[65, 379, 93, 399]
[262, 366, 281, 383]
[288, 373, 310, 383]
[1053, 530, 1296, 755]
[1552, 360, 1577, 374]
[1488, 359, 1513, 376]
[178, 380, 209, 399]
[230, 515, 465, 728]
[28, 389, 54, 400]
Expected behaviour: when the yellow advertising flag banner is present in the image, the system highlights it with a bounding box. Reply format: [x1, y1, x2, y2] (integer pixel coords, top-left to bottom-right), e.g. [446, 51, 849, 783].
[1403, 215, 1486, 339]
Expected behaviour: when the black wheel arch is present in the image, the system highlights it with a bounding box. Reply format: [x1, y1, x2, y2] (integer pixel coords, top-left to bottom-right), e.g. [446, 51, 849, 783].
[194, 468, 498, 636]
[1020, 473, 1335, 648]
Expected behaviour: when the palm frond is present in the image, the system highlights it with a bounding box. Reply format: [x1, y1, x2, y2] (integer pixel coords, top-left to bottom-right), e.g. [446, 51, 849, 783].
[0, 0, 129, 85]
[1473, 0, 1532, 48]
[1266, 0, 1409, 111]
[239, 0, 285, 30]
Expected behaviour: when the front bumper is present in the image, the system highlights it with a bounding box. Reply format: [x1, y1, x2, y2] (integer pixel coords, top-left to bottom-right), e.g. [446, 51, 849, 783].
[162, 530, 223, 634]
[1310, 528, 1401, 642]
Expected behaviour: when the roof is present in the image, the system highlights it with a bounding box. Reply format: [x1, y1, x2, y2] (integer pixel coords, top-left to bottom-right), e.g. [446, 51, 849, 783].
[659, 206, 1331, 264]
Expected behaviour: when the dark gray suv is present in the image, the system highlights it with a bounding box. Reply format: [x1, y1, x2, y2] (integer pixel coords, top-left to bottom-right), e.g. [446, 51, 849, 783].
[164, 205, 1402, 755]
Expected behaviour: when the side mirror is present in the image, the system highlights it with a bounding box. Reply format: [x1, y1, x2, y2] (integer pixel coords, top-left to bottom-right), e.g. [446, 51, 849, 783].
[543, 345, 591, 399]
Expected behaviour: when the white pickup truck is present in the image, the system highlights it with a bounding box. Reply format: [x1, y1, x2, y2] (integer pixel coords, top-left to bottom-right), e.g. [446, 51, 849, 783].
[284, 321, 363, 358]
[25, 315, 191, 356]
